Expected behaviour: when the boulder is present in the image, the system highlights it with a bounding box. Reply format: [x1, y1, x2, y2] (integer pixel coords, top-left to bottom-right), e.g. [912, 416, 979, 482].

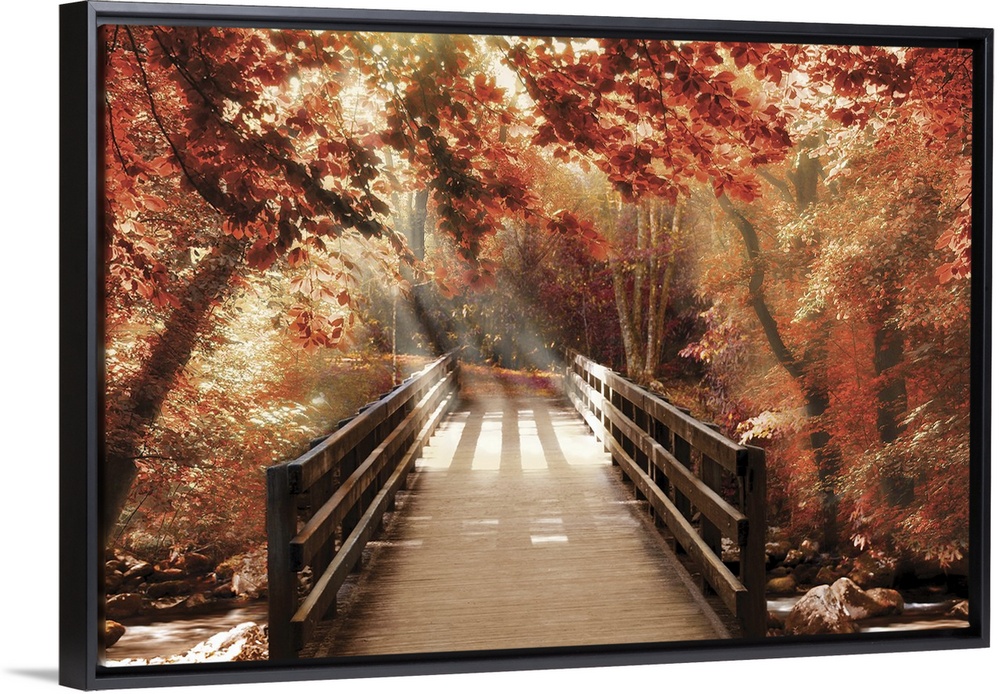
[815, 566, 841, 585]
[105, 621, 126, 648]
[183, 593, 210, 609]
[180, 552, 214, 576]
[849, 553, 896, 589]
[212, 584, 236, 599]
[946, 600, 969, 619]
[123, 561, 154, 581]
[829, 578, 884, 620]
[766, 575, 798, 594]
[231, 547, 268, 598]
[785, 584, 859, 636]
[799, 539, 820, 562]
[783, 549, 805, 567]
[146, 580, 193, 599]
[767, 611, 786, 630]
[150, 568, 186, 582]
[793, 563, 819, 586]
[106, 593, 144, 619]
[766, 541, 792, 565]
[105, 571, 124, 594]
[866, 588, 905, 617]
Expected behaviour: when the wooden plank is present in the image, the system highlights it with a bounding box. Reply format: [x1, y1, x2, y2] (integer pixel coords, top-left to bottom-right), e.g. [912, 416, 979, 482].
[309, 395, 726, 657]
[606, 406, 747, 544]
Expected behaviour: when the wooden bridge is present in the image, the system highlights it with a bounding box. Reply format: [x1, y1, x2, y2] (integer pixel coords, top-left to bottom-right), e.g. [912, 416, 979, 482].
[266, 350, 766, 661]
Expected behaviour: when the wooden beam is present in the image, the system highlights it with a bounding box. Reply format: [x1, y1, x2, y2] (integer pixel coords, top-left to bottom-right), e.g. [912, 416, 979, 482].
[266, 463, 298, 662]
[291, 374, 452, 569]
[606, 406, 747, 545]
[291, 391, 455, 649]
[608, 437, 745, 617]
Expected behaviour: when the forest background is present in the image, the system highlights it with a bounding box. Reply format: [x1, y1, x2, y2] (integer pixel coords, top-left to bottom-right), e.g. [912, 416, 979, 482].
[1, 1, 994, 693]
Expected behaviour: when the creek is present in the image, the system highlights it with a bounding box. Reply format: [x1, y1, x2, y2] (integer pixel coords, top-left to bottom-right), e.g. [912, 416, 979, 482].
[767, 595, 969, 633]
[105, 602, 269, 665]
[106, 595, 968, 664]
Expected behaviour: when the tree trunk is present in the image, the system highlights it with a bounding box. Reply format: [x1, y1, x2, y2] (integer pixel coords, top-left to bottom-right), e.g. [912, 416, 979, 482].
[874, 302, 912, 505]
[611, 204, 644, 377]
[719, 193, 843, 550]
[105, 236, 247, 544]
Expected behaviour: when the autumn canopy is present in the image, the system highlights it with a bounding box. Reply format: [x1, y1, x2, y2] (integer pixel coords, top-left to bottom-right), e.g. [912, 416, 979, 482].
[102, 24, 972, 573]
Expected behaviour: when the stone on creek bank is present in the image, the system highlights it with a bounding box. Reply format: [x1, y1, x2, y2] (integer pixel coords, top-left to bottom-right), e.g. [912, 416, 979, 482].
[106, 593, 145, 620]
[766, 575, 798, 594]
[785, 578, 905, 635]
[105, 621, 126, 648]
[146, 580, 195, 599]
[947, 600, 969, 619]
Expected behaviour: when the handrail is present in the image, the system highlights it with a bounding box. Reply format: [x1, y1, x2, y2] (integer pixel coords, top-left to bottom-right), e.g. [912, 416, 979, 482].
[267, 350, 461, 659]
[563, 349, 767, 638]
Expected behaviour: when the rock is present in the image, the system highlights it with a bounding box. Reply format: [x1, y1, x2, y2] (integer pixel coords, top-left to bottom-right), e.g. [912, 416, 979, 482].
[785, 584, 859, 636]
[720, 537, 740, 564]
[123, 577, 147, 594]
[865, 588, 905, 617]
[766, 541, 792, 565]
[767, 611, 786, 630]
[849, 553, 896, 589]
[150, 568, 186, 582]
[783, 549, 805, 567]
[215, 560, 238, 582]
[146, 580, 193, 599]
[829, 578, 884, 620]
[793, 563, 819, 586]
[769, 566, 790, 577]
[180, 552, 214, 576]
[105, 621, 126, 648]
[106, 571, 124, 593]
[231, 547, 268, 599]
[946, 600, 969, 619]
[106, 593, 144, 619]
[766, 575, 798, 594]
[816, 566, 841, 585]
[799, 539, 820, 562]
[183, 593, 210, 609]
[123, 561, 154, 581]
[106, 559, 126, 574]
[212, 584, 236, 599]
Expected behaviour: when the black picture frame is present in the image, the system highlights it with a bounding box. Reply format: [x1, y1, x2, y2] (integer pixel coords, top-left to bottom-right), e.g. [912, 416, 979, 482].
[59, 1, 992, 689]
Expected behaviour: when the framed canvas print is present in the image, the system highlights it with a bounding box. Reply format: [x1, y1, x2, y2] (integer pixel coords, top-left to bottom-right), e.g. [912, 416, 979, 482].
[59, 0, 991, 689]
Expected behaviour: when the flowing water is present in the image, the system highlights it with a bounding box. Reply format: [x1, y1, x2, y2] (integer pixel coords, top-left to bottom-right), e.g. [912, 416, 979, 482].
[105, 594, 966, 664]
[767, 596, 969, 633]
[104, 602, 269, 665]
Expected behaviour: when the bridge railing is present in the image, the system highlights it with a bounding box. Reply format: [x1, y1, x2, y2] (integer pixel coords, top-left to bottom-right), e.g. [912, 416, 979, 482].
[564, 350, 766, 638]
[267, 350, 461, 660]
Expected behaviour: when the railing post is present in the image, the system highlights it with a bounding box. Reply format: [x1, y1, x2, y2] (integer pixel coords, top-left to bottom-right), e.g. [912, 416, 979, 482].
[267, 462, 298, 661]
[740, 445, 767, 638]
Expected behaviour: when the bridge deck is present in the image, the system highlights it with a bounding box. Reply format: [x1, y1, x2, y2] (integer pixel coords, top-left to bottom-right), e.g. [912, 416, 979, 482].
[305, 392, 728, 657]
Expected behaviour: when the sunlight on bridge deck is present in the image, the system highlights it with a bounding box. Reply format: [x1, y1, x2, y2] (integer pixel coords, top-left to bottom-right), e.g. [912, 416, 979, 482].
[305, 394, 729, 657]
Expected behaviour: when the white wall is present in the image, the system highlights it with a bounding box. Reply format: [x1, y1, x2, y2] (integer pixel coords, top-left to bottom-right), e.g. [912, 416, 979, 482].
[2, 1, 993, 692]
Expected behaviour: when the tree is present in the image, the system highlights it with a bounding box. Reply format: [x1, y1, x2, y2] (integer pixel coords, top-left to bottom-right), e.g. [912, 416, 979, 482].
[509, 37, 972, 553]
